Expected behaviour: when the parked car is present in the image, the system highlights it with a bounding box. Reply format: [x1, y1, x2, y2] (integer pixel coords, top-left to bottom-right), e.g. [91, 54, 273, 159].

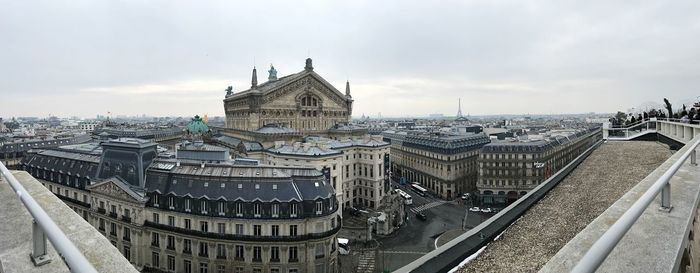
[461, 193, 470, 200]
[469, 206, 480, 212]
[338, 238, 350, 255]
[480, 208, 492, 213]
[348, 207, 361, 216]
[416, 212, 428, 221]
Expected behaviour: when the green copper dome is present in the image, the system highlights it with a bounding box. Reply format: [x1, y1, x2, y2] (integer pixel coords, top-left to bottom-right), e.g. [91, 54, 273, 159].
[186, 115, 209, 135]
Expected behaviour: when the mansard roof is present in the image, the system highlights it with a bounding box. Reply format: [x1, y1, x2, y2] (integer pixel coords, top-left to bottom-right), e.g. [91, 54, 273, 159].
[382, 130, 491, 154]
[144, 161, 334, 202]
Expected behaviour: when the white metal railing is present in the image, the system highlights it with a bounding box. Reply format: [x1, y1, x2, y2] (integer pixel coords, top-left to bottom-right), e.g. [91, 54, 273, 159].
[571, 136, 700, 273]
[604, 119, 657, 139]
[0, 162, 98, 273]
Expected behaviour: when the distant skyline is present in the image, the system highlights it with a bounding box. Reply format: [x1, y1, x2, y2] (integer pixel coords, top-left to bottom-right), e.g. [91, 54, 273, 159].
[2, 1, 699, 118]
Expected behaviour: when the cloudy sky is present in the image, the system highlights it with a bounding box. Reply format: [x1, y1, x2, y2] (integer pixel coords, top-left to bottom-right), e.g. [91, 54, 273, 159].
[1, 0, 699, 118]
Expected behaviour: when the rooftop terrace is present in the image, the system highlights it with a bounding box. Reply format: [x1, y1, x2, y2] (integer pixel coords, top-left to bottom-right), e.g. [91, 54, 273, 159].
[459, 141, 672, 272]
[0, 171, 137, 273]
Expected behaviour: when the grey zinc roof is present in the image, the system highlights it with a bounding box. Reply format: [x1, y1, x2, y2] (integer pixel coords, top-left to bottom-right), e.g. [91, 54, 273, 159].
[23, 150, 100, 178]
[255, 125, 300, 134]
[144, 161, 331, 202]
[0, 135, 93, 153]
[268, 145, 341, 156]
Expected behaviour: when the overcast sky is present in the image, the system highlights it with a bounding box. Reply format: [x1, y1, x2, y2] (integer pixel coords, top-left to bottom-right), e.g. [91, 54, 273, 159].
[1, 0, 699, 119]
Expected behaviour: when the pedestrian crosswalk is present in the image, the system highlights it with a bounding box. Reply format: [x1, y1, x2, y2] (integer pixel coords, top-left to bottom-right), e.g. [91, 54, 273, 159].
[356, 251, 375, 273]
[409, 200, 451, 213]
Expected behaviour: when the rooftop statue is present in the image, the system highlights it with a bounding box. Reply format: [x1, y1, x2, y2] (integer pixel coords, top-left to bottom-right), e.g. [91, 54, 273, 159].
[268, 64, 277, 81]
[225, 86, 233, 96]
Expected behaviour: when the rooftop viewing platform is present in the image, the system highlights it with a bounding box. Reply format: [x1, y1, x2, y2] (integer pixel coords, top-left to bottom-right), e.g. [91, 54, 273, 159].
[397, 119, 700, 273]
[0, 169, 137, 273]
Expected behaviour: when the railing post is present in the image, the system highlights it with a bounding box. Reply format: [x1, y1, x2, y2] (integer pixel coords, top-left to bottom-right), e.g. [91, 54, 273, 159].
[660, 182, 673, 212]
[691, 150, 697, 166]
[31, 219, 51, 266]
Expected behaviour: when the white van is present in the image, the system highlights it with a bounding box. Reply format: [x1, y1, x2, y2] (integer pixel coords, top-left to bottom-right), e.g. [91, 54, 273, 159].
[337, 238, 350, 255]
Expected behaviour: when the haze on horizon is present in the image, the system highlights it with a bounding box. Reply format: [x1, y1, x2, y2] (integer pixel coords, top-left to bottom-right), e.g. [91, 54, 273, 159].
[1, 0, 699, 119]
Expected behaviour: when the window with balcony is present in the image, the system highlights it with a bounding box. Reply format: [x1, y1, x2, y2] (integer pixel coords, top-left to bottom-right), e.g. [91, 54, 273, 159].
[270, 246, 280, 262]
[110, 222, 117, 236]
[183, 239, 192, 254]
[289, 225, 298, 237]
[271, 225, 279, 237]
[253, 246, 262, 262]
[217, 223, 225, 234]
[288, 246, 298, 262]
[152, 252, 160, 268]
[216, 244, 226, 259]
[184, 260, 192, 273]
[167, 235, 175, 250]
[234, 245, 244, 261]
[153, 213, 160, 224]
[199, 263, 208, 273]
[123, 227, 131, 242]
[184, 219, 191, 230]
[151, 232, 160, 247]
[235, 224, 244, 235]
[167, 255, 175, 271]
[199, 242, 208, 257]
[315, 243, 325, 259]
[253, 225, 261, 236]
[200, 221, 208, 233]
[124, 246, 131, 261]
[168, 216, 175, 226]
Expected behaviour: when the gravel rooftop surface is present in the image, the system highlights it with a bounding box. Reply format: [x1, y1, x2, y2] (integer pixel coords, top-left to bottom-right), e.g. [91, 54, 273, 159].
[459, 141, 672, 273]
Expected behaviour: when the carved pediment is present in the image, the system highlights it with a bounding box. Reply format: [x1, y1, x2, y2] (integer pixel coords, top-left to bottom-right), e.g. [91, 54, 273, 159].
[262, 75, 348, 108]
[88, 177, 146, 204]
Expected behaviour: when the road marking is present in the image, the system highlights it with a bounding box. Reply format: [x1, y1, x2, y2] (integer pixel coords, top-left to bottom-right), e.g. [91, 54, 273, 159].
[382, 250, 428, 255]
[410, 200, 455, 213]
[356, 251, 376, 273]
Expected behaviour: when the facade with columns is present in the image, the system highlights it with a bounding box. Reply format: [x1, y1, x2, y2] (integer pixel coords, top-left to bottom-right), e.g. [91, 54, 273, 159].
[219, 58, 392, 215]
[223, 59, 354, 135]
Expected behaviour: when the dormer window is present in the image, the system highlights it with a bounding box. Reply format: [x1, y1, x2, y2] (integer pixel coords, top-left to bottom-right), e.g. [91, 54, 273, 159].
[201, 200, 208, 214]
[290, 203, 298, 218]
[235, 202, 243, 217]
[168, 197, 175, 210]
[253, 203, 261, 218]
[218, 201, 225, 216]
[184, 199, 191, 212]
[316, 201, 323, 215]
[152, 194, 159, 208]
[272, 203, 279, 218]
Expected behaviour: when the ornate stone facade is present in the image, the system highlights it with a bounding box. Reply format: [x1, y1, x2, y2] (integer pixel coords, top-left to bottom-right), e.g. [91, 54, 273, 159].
[223, 58, 353, 135]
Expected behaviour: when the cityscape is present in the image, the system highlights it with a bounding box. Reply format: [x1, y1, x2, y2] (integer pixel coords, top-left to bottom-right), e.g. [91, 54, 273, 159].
[2, 2, 700, 273]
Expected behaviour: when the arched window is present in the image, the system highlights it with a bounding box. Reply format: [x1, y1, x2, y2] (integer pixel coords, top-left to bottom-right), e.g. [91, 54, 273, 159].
[301, 97, 307, 106]
[312, 98, 317, 106]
